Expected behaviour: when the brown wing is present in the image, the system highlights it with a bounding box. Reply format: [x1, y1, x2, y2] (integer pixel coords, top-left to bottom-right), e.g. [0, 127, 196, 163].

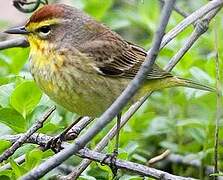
[79, 38, 172, 80]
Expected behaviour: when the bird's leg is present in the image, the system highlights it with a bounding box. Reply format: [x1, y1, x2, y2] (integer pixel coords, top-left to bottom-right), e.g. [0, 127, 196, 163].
[46, 116, 82, 152]
[101, 112, 122, 176]
[114, 112, 121, 156]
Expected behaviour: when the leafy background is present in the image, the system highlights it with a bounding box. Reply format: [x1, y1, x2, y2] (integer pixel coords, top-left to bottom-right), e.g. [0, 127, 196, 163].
[0, 0, 222, 179]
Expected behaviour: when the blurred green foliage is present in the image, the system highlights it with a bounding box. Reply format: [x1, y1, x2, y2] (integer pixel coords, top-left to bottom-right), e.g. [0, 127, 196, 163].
[0, 0, 222, 179]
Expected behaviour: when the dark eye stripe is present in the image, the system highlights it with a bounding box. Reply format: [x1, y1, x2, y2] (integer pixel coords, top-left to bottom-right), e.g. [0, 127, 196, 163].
[37, 26, 51, 34]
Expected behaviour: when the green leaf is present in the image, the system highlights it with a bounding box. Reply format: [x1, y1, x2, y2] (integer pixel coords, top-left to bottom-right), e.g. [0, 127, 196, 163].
[210, 173, 223, 177]
[25, 148, 43, 170]
[160, 141, 178, 152]
[0, 83, 14, 107]
[0, 108, 26, 132]
[132, 153, 147, 163]
[79, 175, 97, 180]
[10, 81, 42, 117]
[0, 48, 29, 74]
[42, 149, 54, 159]
[0, 170, 13, 180]
[38, 122, 63, 134]
[0, 76, 16, 86]
[9, 158, 27, 178]
[0, 140, 12, 154]
[83, 0, 113, 19]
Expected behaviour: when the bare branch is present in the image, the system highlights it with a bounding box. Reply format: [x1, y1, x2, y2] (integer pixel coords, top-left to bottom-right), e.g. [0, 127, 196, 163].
[213, 15, 223, 179]
[0, 37, 29, 50]
[0, 154, 25, 171]
[165, 154, 223, 180]
[159, 0, 223, 50]
[65, 116, 93, 140]
[78, 148, 195, 180]
[165, 7, 222, 72]
[159, 0, 189, 17]
[1, 133, 196, 180]
[148, 149, 171, 165]
[0, 106, 55, 163]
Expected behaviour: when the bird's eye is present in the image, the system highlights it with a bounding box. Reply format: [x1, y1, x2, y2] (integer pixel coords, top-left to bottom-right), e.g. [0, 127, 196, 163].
[37, 26, 51, 38]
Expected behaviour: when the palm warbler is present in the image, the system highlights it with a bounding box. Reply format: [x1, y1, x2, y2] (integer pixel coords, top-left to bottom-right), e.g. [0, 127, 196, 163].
[5, 4, 214, 117]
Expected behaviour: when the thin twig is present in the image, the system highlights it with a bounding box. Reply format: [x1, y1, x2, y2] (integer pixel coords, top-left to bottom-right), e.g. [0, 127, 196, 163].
[148, 149, 171, 165]
[213, 17, 223, 179]
[159, 0, 189, 17]
[65, 116, 93, 140]
[0, 37, 29, 50]
[165, 7, 222, 72]
[159, 0, 223, 51]
[20, 1, 176, 179]
[165, 154, 223, 180]
[13, 0, 48, 13]
[0, 106, 55, 163]
[0, 154, 25, 171]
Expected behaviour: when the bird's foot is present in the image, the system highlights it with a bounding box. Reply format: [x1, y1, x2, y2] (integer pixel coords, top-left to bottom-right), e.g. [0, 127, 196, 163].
[45, 134, 65, 153]
[101, 150, 118, 177]
[45, 116, 83, 152]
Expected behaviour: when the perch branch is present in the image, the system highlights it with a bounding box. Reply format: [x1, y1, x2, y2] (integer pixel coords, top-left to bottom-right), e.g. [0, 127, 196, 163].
[1, 133, 196, 180]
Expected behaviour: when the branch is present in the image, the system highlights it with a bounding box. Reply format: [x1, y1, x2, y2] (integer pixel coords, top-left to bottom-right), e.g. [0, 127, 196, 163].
[0, 37, 29, 50]
[213, 15, 223, 179]
[166, 154, 215, 177]
[20, 1, 176, 179]
[159, 0, 223, 51]
[159, 0, 189, 17]
[0, 154, 25, 171]
[1, 133, 196, 180]
[79, 148, 195, 180]
[165, 6, 222, 72]
[0, 106, 55, 163]
[0, 116, 93, 171]
[64, 116, 93, 141]
[13, 0, 48, 13]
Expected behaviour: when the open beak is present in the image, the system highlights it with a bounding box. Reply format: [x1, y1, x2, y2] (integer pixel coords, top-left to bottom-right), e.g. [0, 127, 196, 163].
[4, 26, 29, 35]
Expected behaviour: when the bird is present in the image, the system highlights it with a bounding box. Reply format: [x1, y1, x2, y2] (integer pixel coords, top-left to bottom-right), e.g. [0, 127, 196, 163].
[4, 3, 214, 171]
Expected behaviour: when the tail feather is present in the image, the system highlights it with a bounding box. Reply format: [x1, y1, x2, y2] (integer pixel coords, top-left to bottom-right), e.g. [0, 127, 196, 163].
[176, 77, 215, 92]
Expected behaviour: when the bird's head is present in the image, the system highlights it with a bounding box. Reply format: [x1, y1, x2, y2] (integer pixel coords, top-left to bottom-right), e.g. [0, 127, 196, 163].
[4, 4, 94, 50]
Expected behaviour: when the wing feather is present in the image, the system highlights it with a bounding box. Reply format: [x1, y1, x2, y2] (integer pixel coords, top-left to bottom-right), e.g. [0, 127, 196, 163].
[79, 38, 172, 80]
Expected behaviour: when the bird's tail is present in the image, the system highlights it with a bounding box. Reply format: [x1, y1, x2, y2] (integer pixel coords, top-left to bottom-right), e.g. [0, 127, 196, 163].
[174, 77, 215, 92]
